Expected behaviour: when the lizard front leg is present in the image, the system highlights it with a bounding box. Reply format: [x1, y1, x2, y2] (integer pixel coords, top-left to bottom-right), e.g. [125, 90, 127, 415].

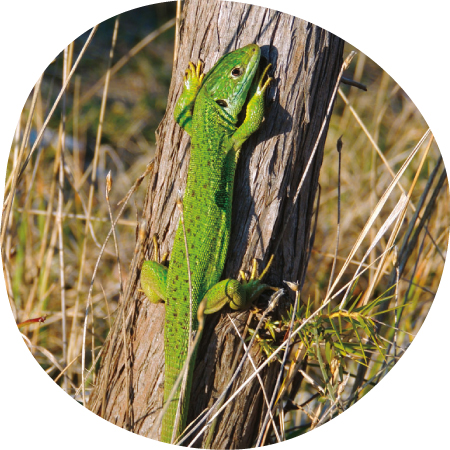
[173, 60, 205, 135]
[232, 62, 272, 151]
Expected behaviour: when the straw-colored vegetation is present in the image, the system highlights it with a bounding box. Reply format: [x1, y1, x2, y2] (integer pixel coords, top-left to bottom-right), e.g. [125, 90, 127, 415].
[2, 4, 447, 444]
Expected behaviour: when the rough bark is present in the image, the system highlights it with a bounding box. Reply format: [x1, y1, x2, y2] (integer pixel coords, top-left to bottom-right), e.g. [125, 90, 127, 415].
[87, 1, 344, 448]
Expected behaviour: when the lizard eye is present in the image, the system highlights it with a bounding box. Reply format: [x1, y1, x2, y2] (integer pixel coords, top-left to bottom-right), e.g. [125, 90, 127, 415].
[231, 67, 243, 77]
[216, 99, 228, 107]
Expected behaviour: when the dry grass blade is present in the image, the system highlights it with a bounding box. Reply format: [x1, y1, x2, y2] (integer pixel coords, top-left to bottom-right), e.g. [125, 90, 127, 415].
[174, 1, 182, 63]
[78, 17, 120, 405]
[21, 333, 77, 391]
[80, 161, 153, 407]
[339, 193, 408, 308]
[1, 75, 42, 247]
[14, 26, 98, 188]
[6, 27, 99, 328]
[338, 87, 404, 191]
[326, 137, 343, 295]
[298, 370, 325, 394]
[79, 18, 175, 106]
[256, 288, 300, 446]
[273, 52, 356, 257]
[396, 158, 445, 274]
[80, 161, 153, 412]
[314, 372, 350, 428]
[18, 208, 136, 226]
[399, 170, 447, 295]
[228, 315, 281, 443]
[105, 169, 134, 429]
[327, 129, 431, 302]
[361, 135, 434, 305]
[57, 46, 70, 391]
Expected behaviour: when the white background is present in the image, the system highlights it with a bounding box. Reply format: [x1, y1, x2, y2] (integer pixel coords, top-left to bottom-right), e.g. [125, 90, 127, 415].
[0, 1, 448, 448]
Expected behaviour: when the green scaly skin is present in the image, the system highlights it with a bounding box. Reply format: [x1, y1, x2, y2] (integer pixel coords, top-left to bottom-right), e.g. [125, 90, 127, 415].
[141, 44, 272, 444]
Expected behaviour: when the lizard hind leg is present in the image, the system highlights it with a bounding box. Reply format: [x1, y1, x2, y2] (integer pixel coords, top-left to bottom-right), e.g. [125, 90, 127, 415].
[200, 255, 277, 316]
[140, 234, 169, 304]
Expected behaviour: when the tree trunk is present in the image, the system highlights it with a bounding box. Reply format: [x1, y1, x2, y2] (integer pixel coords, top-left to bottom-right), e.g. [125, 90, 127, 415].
[87, 1, 344, 448]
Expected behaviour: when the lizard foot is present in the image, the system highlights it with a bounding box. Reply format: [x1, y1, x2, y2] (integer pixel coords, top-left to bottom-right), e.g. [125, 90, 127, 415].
[239, 254, 278, 304]
[183, 60, 205, 93]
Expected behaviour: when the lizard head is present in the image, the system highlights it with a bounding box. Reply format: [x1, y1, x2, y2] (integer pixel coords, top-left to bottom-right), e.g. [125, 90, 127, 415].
[202, 44, 261, 119]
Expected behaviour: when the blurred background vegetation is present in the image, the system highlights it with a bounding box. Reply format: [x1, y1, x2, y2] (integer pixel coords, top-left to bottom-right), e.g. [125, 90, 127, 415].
[3, 1, 447, 442]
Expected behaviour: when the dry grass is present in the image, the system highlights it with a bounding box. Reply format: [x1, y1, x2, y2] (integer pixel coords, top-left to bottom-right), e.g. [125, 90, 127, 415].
[3, 9, 175, 392]
[2, 5, 448, 445]
[289, 45, 447, 440]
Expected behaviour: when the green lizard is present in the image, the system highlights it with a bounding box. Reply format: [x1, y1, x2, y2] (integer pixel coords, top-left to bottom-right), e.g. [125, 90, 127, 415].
[140, 44, 272, 444]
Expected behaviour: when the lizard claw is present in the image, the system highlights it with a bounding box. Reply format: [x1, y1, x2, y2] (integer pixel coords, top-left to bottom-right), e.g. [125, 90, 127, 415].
[196, 60, 204, 78]
[252, 254, 274, 281]
[183, 60, 205, 90]
[152, 234, 169, 265]
[257, 63, 273, 94]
